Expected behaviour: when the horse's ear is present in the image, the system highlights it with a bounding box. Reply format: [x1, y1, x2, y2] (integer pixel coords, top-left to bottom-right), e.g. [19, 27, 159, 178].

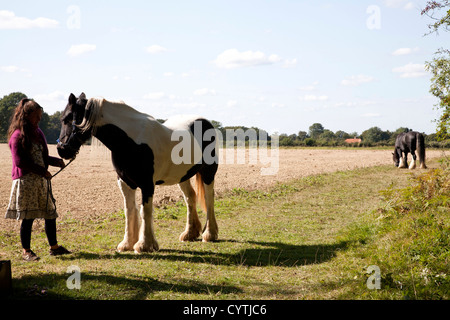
[69, 93, 76, 104]
[79, 92, 86, 100]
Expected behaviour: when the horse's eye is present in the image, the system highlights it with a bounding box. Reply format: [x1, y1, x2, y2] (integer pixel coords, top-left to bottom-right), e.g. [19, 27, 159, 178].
[62, 114, 73, 124]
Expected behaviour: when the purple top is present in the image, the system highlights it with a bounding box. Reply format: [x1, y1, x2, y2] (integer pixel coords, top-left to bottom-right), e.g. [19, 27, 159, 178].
[9, 128, 61, 180]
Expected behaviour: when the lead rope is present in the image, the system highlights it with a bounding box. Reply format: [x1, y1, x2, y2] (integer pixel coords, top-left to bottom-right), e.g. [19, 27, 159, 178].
[46, 179, 56, 213]
[46, 158, 75, 213]
[51, 158, 75, 179]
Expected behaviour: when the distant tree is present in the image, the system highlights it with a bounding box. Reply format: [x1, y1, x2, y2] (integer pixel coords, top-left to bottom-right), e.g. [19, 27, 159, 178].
[297, 131, 308, 140]
[309, 123, 324, 139]
[45, 111, 62, 144]
[426, 56, 450, 140]
[279, 134, 294, 146]
[335, 130, 350, 140]
[211, 120, 223, 129]
[304, 137, 315, 146]
[361, 127, 390, 143]
[393, 127, 410, 134]
[320, 129, 336, 140]
[0, 92, 28, 142]
[39, 111, 50, 134]
[422, 0, 450, 140]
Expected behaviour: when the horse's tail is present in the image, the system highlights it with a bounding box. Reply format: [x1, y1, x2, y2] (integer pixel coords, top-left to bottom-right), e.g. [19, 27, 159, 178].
[195, 173, 207, 212]
[417, 132, 427, 169]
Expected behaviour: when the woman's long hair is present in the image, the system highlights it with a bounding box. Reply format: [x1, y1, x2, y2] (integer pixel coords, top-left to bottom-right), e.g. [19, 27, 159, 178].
[7, 98, 43, 152]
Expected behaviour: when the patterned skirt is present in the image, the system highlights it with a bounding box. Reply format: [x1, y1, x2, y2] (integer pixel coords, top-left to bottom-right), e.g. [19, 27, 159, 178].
[5, 173, 58, 220]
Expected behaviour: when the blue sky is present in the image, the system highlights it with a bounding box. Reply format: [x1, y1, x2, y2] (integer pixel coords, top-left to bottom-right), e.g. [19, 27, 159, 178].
[0, 0, 446, 135]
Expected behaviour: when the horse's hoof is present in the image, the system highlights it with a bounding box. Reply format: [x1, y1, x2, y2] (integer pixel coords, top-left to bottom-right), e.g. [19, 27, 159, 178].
[202, 230, 218, 242]
[117, 240, 136, 252]
[179, 229, 201, 242]
[133, 240, 159, 253]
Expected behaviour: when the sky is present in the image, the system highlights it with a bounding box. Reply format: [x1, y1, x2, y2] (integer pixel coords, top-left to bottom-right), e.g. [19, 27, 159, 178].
[0, 0, 447, 135]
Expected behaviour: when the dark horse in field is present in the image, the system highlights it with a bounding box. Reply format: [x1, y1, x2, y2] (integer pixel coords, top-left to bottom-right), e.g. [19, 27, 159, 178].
[57, 93, 219, 253]
[392, 131, 426, 169]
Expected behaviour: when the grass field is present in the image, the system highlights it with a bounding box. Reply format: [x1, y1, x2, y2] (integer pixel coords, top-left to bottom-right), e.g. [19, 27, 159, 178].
[1, 158, 448, 300]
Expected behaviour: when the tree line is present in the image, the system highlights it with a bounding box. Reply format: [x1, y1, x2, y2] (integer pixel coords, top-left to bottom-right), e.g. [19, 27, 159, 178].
[1, 92, 448, 148]
[0, 92, 62, 144]
[275, 123, 448, 148]
[212, 121, 448, 148]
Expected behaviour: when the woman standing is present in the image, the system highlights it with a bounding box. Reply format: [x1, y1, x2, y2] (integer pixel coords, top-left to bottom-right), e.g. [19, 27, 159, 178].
[5, 98, 71, 261]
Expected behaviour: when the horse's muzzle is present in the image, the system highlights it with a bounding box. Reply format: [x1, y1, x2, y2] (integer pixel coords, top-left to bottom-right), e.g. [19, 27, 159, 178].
[57, 142, 78, 160]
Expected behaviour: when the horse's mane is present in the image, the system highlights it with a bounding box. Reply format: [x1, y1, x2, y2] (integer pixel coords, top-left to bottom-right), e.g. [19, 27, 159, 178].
[77, 97, 104, 135]
[77, 97, 161, 144]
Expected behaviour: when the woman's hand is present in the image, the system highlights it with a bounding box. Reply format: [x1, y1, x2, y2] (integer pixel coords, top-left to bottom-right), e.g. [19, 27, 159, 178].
[44, 171, 52, 180]
[57, 159, 66, 168]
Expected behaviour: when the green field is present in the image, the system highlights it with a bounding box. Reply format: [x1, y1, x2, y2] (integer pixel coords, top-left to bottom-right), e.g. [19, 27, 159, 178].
[1, 158, 448, 300]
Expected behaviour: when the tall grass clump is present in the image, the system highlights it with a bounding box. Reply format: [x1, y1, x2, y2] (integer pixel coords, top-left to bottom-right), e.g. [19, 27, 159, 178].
[367, 158, 449, 299]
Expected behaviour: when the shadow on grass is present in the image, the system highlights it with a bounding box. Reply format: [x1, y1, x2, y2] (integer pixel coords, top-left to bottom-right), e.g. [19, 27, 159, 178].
[233, 240, 350, 267]
[58, 239, 351, 267]
[8, 271, 242, 300]
[6, 240, 352, 300]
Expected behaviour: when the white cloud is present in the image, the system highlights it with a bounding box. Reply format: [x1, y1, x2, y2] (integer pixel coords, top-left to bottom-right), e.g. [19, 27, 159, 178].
[299, 95, 328, 101]
[392, 63, 427, 78]
[1, 65, 20, 73]
[172, 102, 207, 109]
[33, 91, 68, 114]
[213, 49, 281, 69]
[361, 113, 381, 118]
[0, 10, 59, 29]
[1, 65, 32, 77]
[392, 47, 419, 56]
[299, 85, 315, 91]
[341, 74, 374, 86]
[403, 2, 415, 10]
[299, 81, 319, 91]
[335, 100, 376, 108]
[227, 100, 238, 107]
[163, 72, 174, 77]
[282, 58, 297, 68]
[384, 0, 415, 10]
[34, 91, 67, 102]
[67, 44, 96, 57]
[194, 88, 216, 96]
[143, 92, 165, 100]
[112, 75, 132, 81]
[146, 45, 168, 54]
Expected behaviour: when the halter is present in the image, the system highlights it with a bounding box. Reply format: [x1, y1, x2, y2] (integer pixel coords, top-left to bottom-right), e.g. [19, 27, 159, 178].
[56, 120, 83, 159]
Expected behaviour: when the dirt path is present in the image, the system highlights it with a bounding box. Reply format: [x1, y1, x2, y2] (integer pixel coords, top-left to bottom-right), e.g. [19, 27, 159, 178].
[0, 144, 445, 224]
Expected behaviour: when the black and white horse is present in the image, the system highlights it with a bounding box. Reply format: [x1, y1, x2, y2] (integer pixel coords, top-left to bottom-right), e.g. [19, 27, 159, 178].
[392, 131, 427, 169]
[57, 93, 219, 253]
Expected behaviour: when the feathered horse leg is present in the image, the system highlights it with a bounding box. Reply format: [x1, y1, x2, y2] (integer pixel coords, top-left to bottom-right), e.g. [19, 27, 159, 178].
[409, 152, 416, 170]
[178, 179, 202, 241]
